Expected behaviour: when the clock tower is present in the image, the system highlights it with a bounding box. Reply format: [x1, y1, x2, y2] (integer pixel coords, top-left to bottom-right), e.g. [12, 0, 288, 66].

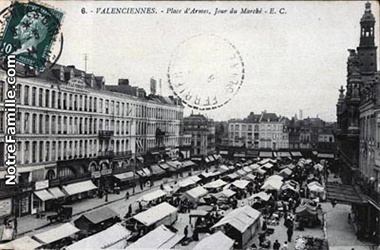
[357, 2, 377, 74]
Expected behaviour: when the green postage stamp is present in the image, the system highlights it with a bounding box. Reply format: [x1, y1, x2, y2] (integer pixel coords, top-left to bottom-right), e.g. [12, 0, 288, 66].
[0, 1, 63, 71]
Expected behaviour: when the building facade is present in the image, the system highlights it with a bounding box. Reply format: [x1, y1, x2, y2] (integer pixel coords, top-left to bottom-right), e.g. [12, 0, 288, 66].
[228, 111, 289, 150]
[183, 114, 215, 157]
[0, 63, 183, 217]
[336, 2, 380, 244]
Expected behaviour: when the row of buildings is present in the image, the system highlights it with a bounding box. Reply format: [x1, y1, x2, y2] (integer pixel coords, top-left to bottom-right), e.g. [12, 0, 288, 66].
[335, 2, 380, 244]
[0, 63, 194, 217]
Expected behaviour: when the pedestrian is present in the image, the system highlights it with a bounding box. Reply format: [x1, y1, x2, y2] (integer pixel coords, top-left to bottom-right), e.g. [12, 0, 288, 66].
[125, 191, 130, 200]
[273, 239, 281, 250]
[138, 201, 142, 212]
[160, 183, 164, 190]
[280, 241, 288, 250]
[184, 225, 188, 239]
[287, 226, 293, 242]
[13, 217, 17, 233]
[105, 191, 108, 202]
[128, 204, 132, 215]
[262, 219, 267, 231]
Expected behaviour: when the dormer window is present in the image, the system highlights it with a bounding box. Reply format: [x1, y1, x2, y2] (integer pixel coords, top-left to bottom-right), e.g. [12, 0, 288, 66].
[60, 66, 64, 81]
[91, 75, 95, 87]
[70, 69, 75, 79]
[81, 72, 85, 81]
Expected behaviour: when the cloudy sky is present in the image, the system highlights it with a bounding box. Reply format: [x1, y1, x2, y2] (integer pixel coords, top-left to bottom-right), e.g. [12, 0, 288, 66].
[2, 1, 379, 122]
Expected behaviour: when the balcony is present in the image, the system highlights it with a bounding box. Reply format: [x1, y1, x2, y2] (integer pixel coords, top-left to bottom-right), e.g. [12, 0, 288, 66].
[98, 151, 114, 159]
[97, 150, 132, 159]
[98, 130, 114, 139]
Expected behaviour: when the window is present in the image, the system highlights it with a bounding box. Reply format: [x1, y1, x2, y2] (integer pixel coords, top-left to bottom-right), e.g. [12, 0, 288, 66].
[74, 95, 78, 110]
[51, 116, 56, 134]
[0, 81, 4, 102]
[45, 142, 50, 161]
[24, 85, 29, 105]
[63, 117, 67, 134]
[45, 115, 49, 134]
[24, 142, 30, 164]
[63, 93, 67, 109]
[94, 97, 97, 112]
[89, 97, 92, 112]
[116, 102, 119, 116]
[84, 96, 87, 111]
[99, 98, 103, 113]
[16, 112, 21, 133]
[39, 88, 43, 107]
[58, 116, 62, 134]
[16, 84, 21, 104]
[32, 141, 37, 163]
[79, 95, 82, 111]
[0, 111, 3, 133]
[32, 87, 37, 106]
[51, 91, 55, 108]
[39, 141, 43, 162]
[52, 142, 56, 161]
[58, 92, 61, 109]
[32, 114, 37, 133]
[105, 100, 109, 114]
[45, 89, 49, 107]
[39, 114, 43, 133]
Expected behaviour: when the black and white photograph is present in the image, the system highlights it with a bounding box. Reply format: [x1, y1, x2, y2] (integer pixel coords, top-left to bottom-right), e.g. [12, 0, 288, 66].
[0, 1, 379, 249]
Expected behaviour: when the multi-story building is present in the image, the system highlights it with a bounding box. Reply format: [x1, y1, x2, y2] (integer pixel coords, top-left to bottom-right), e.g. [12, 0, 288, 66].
[0, 63, 183, 217]
[183, 114, 215, 158]
[336, 2, 380, 244]
[228, 111, 288, 150]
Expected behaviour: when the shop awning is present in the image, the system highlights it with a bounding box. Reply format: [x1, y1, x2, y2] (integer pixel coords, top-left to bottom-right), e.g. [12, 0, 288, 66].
[34, 223, 80, 245]
[114, 172, 135, 181]
[259, 151, 273, 158]
[151, 165, 166, 176]
[278, 152, 291, 158]
[318, 153, 334, 159]
[47, 187, 65, 199]
[291, 151, 303, 157]
[246, 150, 259, 157]
[62, 180, 97, 196]
[326, 182, 367, 204]
[66, 223, 131, 250]
[233, 153, 246, 158]
[34, 189, 55, 201]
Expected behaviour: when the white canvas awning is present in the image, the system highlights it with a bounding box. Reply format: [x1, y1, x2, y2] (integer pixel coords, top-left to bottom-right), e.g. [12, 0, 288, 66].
[188, 175, 201, 183]
[211, 206, 260, 233]
[34, 223, 80, 245]
[125, 225, 183, 250]
[133, 202, 177, 227]
[185, 186, 208, 199]
[232, 180, 250, 189]
[178, 178, 196, 188]
[65, 223, 130, 250]
[114, 172, 135, 181]
[261, 162, 274, 169]
[243, 166, 253, 173]
[236, 169, 247, 176]
[261, 179, 283, 191]
[62, 180, 97, 196]
[47, 187, 66, 199]
[193, 231, 234, 250]
[203, 179, 228, 189]
[137, 189, 167, 203]
[0, 236, 42, 250]
[34, 189, 55, 201]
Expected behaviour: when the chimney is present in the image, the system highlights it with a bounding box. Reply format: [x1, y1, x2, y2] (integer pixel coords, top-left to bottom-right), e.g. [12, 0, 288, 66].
[118, 79, 129, 86]
[150, 78, 157, 95]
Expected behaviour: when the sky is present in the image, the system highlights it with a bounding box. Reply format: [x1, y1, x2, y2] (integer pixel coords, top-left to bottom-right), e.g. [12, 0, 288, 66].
[2, 1, 379, 122]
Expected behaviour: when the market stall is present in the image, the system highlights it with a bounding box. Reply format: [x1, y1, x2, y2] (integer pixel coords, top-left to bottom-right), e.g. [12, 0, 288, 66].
[203, 179, 228, 192]
[261, 178, 283, 191]
[62, 180, 97, 202]
[33, 223, 80, 249]
[137, 189, 167, 206]
[74, 207, 120, 236]
[64, 223, 131, 250]
[192, 231, 235, 250]
[211, 205, 261, 249]
[182, 186, 209, 208]
[125, 225, 183, 250]
[0, 236, 42, 250]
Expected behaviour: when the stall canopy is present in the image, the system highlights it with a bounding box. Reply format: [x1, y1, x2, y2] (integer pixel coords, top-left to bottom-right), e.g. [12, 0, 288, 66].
[258, 158, 272, 165]
[211, 206, 261, 233]
[314, 163, 324, 171]
[62, 180, 97, 196]
[259, 152, 273, 158]
[178, 178, 196, 188]
[219, 165, 230, 173]
[181, 160, 196, 168]
[184, 186, 208, 200]
[236, 169, 247, 177]
[326, 182, 367, 204]
[242, 166, 253, 173]
[266, 175, 284, 182]
[65, 223, 131, 250]
[204, 179, 228, 189]
[249, 164, 261, 171]
[188, 175, 201, 183]
[0, 236, 42, 250]
[34, 223, 80, 245]
[133, 202, 177, 227]
[279, 168, 292, 177]
[137, 189, 167, 203]
[255, 168, 267, 175]
[34, 189, 55, 201]
[193, 231, 234, 250]
[226, 173, 239, 180]
[199, 172, 214, 179]
[232, 180, 250, 189]
[261, 163, 274, 169]
[243, 174, 256, 182]
[125, 225, 183, 250]
[248, 192, 272, 202]
[213, 189, 236, 199]
[261, 178, 283, 191]
[228, 166, 235, 171]
[75, 207, 119, 228]
[114, 172, 135, 182]
[48, 187, 65, 199]
[151, 165, 166, 176]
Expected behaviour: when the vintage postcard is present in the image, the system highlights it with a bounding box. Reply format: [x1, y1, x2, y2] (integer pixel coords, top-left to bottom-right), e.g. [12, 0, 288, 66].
[0, 1, 379, 250]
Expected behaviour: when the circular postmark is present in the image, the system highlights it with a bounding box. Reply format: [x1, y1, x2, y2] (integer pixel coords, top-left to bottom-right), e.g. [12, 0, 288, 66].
[0, 1, 64, 75]
[168, 34, 245, 110]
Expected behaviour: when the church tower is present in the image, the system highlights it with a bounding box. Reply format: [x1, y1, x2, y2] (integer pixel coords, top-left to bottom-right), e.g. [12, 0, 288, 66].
[357, 2, 377, 74]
